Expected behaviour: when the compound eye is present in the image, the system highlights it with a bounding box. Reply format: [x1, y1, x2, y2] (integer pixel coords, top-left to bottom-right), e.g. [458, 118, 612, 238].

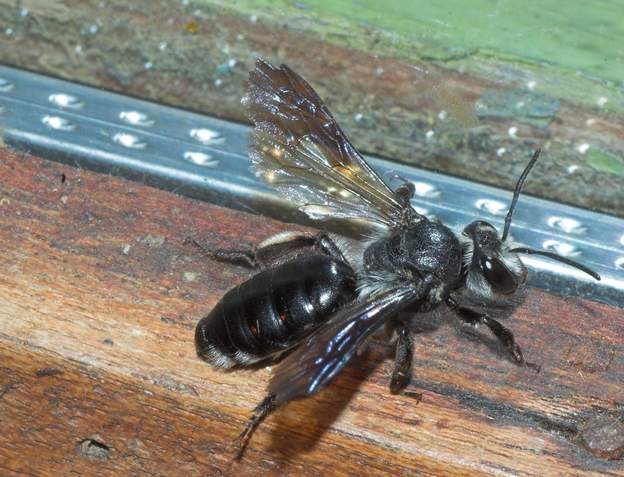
[479, 255, 518, 294]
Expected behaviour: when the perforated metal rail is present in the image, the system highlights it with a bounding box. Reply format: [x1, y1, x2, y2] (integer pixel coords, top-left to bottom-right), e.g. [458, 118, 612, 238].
[1, 65, 623, 306]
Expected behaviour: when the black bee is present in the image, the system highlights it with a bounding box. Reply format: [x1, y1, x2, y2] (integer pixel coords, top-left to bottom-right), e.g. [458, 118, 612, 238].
[193, 59, 601, 457]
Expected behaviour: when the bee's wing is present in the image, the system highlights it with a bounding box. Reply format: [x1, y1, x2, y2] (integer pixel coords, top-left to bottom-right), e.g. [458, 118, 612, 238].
[243, 60, 420, 230]
[267, 287, 422, 406]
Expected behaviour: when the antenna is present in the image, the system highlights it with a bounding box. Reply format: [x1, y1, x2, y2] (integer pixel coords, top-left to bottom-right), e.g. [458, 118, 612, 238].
[501, 149, 541, 242]
[509, 247, 601, 281]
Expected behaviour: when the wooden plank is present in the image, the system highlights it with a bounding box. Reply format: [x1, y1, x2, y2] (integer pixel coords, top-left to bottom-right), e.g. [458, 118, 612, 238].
[0, 149, 623, 476]
[0, 1, 622, 216]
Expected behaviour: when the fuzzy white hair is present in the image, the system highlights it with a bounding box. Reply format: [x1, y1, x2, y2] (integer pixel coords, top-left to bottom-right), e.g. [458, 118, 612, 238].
[199, 344, 237, 369]
[460, 230, 526, 300]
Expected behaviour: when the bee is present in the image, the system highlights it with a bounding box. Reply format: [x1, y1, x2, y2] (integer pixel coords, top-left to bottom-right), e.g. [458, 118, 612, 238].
[193, 59, 601, 457]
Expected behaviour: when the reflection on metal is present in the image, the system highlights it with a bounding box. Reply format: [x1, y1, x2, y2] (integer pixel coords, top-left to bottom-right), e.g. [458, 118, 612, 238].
[190, 128, 225, 146]
[48, 93, 84, 109]
[1, 64, 623, 306]
[41, 115, 76, 131]
[119, 110, 154, 127]
[0, 77, 14, 92]
[475, 198, 507, 216]
[547, 216, 587, 235]
[413, 182, 441, 199]
[112, 132, 148, 149]
[542, 240, 581, 258]
[183, 151, 219, 167]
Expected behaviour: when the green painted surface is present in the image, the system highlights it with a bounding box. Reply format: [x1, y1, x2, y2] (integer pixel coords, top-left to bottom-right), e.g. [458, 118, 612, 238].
[306, 0, 624, 80]
[210, 0, 624, 112]
[585, 148, 624, 177]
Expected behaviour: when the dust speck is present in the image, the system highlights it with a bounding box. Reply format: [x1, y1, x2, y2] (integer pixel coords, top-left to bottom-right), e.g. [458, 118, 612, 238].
[78, 436, 111, 460]
[183, 271, 199, 282]
[139, 235, 165, 248]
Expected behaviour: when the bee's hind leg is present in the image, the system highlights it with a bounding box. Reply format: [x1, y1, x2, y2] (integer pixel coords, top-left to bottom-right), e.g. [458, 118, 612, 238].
[233, 394, 277, 460]
[186, 231, 348, 269]
[184, 237, 259, 268]
[389, 324, 421, 401]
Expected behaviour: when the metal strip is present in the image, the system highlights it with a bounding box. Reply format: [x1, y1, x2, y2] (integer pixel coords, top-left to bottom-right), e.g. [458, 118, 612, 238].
[1, 65, 623, 306]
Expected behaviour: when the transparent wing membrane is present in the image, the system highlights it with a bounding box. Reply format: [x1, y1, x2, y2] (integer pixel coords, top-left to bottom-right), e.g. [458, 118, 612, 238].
[243, 60, 420, 230]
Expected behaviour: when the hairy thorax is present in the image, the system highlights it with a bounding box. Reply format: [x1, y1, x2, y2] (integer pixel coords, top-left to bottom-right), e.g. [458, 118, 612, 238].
[361, 221, 463, 308]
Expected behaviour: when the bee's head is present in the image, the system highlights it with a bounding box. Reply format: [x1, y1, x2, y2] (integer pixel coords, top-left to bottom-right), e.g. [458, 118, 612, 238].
[462, 219, 525, 295]
[461, 149, 600, 299]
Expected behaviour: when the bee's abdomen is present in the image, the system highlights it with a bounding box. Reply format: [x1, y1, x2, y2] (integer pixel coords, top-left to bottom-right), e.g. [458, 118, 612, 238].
[195, 255, 356, 368]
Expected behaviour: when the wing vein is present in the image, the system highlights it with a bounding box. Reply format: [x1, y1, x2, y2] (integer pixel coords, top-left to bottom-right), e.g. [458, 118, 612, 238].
[243, 59, 423, 230]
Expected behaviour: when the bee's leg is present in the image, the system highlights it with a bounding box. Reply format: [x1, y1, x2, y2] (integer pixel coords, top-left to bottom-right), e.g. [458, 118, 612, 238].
[448, 300, 540, 372]
[389, 325, 413, 393]
[186, 231, 349, 269]
[253, 231, 349, 265]
[393, 181, 415, 208]
[388, 325, 422, 401]
[313, 233, 351, 263]
[234, 394, 277, 460]
[184, 237, 258, 268]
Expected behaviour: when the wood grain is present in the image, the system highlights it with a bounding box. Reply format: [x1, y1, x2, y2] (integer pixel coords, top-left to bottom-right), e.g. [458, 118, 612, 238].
[0, 149, 623, 476]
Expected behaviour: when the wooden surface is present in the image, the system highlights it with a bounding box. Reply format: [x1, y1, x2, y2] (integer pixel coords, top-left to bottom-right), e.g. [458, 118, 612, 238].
[1, 149, 624, 476]
[0, 0, 623, 216]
